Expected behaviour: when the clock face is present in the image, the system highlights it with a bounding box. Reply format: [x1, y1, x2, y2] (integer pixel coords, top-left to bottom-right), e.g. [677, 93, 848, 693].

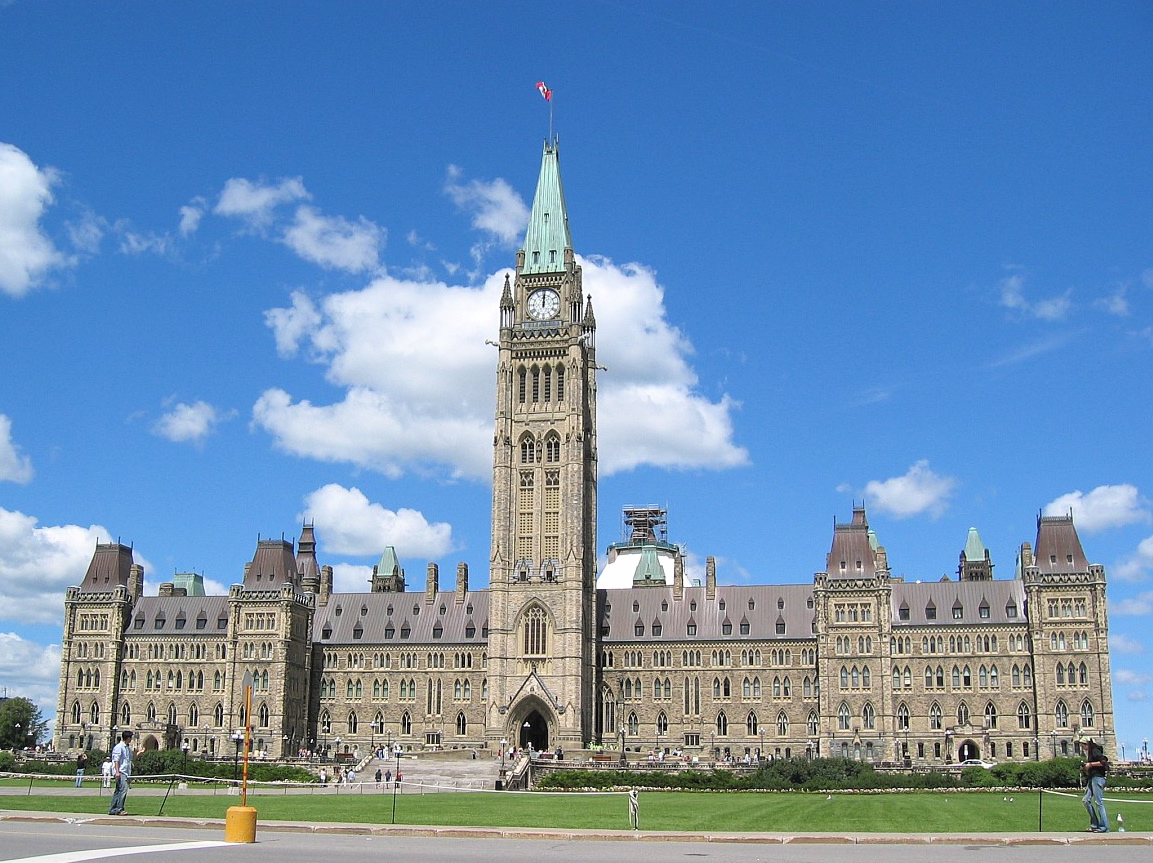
[527, 289, 561, 321]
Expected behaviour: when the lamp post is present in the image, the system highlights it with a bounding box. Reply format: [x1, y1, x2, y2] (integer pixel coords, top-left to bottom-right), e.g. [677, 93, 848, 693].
[335, 736, 342, 764]
[499, 736, 508, 785]
[390, 743, 402, 823]
[181, 739, 189, 778]
[231, 730, 244, 783]
[14, 723, 21, 750]
[618, 725, 626, 766]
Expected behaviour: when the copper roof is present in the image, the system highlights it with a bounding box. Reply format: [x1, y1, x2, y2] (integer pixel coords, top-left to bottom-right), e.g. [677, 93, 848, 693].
[825, 506, 877, 578]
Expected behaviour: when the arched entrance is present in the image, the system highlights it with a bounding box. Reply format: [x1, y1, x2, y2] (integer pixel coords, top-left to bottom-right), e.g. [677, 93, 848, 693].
[957, 739, 979, 762]
[518, 709, 549, 751]
[141, 735, 160, 751]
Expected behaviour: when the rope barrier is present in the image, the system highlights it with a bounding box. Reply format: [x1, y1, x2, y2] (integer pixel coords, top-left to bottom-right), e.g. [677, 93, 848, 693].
[1042, 788, 1153, 805]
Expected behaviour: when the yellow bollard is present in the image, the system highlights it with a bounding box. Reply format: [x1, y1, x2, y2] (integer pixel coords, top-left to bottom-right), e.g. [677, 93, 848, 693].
[224, 805, 258, 843]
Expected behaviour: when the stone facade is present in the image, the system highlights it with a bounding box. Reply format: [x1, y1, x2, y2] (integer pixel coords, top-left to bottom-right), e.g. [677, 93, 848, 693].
[54, 140, 1116, 765]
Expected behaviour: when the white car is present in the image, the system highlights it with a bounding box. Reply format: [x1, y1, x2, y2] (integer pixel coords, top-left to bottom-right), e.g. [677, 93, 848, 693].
[953, 759, 996, 768]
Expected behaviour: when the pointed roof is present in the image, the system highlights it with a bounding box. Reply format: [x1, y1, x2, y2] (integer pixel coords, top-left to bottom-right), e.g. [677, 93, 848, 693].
[244, 538, 298, 588]
[962, 527, 988, 562]
[81, 542, 135, 591]
[520, 139, 571, 275]
[376, 546, 401, 577]
[826, 506, 876, 578]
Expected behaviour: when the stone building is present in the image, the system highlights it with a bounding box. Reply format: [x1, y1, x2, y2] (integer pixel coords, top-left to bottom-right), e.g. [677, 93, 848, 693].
[54, 139, 1115, 765]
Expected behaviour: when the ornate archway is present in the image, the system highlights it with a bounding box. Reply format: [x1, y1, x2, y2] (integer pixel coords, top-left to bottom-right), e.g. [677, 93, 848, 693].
[517, 708, 550, 752]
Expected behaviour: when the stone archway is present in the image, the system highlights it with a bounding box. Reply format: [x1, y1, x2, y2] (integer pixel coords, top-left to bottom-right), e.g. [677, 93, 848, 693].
[957, 739, 980, 762]
[518, 708, 549, 752]
[141, 734, 160, 751]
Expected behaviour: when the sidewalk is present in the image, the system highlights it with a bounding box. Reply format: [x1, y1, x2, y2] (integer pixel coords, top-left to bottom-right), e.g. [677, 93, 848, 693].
[1, 810, 1150, 845]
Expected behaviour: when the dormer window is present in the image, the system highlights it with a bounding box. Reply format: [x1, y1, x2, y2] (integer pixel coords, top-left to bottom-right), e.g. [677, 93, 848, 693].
[925, 604, 937, 620]
[632, 600, 639, 612]
[533, 251, 540, 264]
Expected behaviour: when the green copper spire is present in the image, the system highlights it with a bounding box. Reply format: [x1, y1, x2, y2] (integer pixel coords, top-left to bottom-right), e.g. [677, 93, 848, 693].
[520, 138, 572, 275]
[963, 527, 987, 562]
[376, 546, 401, 577]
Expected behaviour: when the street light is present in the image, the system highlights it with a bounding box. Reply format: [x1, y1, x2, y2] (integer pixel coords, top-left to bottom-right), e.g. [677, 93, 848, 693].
[181, 739, 190, 778]
[231, 730, 244, 783]
[390, 743, 403, 824]
[500, 736, 508, 781]
[618, 725, 626, 766]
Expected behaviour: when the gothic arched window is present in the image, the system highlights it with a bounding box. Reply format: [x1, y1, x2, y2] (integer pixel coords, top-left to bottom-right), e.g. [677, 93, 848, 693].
[523, 606, 548, 656]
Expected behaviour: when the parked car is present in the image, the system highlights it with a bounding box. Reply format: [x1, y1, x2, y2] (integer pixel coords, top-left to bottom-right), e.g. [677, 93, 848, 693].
[952, 758, 996, 768]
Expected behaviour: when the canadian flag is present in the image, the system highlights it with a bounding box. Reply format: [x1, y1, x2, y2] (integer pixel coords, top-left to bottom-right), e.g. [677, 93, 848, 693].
[536, 81, 552, 101]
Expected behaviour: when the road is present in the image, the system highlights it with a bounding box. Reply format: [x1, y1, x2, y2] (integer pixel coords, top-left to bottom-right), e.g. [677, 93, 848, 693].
[0, 822, 1150, 863]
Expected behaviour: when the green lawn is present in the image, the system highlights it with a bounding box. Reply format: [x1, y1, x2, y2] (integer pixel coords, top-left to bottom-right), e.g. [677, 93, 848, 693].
[2, 786, 1150, 832]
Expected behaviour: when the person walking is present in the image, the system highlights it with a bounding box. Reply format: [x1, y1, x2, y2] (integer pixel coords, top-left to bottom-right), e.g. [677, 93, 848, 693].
[108, 730, 139, 815]
[101, 757, 112, 788]
[75, 751, 88, 787]
[1078, 732, 1110, 833]
[375, 768, 383, 789]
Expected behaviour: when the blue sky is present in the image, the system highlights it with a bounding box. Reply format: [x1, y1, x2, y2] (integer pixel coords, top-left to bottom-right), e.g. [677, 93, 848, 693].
[1, 3, 1151, 754]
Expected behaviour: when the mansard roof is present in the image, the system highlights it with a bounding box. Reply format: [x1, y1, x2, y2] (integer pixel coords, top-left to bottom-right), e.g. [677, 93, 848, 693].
[81, 542, 134, 591]
[1034, 514, 1090, 573]
[826, 506, 877, 578]
[519, 138, 571, 275]
[127, 595, 230, 635]
[314, 591, 489, 645]
[891, 579, 1025, 626]
[598, 584, 816, 642]
[244, 539, 299, 588]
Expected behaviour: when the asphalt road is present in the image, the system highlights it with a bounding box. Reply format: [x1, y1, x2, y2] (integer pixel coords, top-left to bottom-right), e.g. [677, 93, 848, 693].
[0, 821, 1151, 863]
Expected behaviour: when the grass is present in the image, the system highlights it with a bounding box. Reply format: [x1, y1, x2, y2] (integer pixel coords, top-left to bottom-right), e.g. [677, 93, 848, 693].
[2, 784, 1151, 832]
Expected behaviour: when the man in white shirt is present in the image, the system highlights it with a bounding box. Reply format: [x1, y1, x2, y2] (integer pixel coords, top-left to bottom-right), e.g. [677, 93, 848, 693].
[101, 758, 113, 788]
[108, 730, 138, 815]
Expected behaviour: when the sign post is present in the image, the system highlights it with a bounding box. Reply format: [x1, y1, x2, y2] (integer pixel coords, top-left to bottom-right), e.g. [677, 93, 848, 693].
[225, 671, 257, 843]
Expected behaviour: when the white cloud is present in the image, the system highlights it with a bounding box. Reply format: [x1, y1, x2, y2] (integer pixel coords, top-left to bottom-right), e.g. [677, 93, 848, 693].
[0, 507, 112, 625]
[1095, 287, 1129, 317]
[119, 230, 171, 256]
[1112, 534, 1153, 583]
[0, 633, 62, 728]
[998, 273, 1071, 321]
[1112, 590, 1153, 616]
[1043, 484, 1150, 534]
[0, 142, 69, 297]
[1128, 690, 1148, 703]
[863, 460, 957, 519]
[282, 205, 384, 273]
[254, 257, 747, 479]
[179, 198, 206, 236]
[0, 413, 34, 483]
[300, 484, 453, 558]
[1115, 668, 1152, 687]
[444, 167, 529, 246]
[330, 563, 374, 594]
[151, 400, 232, 444]
[264, 291, 323, 358]
[1110, 633, 1145, 655]
[66, 210, 105, 254]
[214, 176, 310, 228]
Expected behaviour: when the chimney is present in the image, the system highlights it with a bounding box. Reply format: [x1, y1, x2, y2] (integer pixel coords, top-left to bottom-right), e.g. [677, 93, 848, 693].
[673, 552, 684, 601]
[706, 557, 716, 600]
[426, 562, 439, 603]
[319, 565, 333, 607]
[456, 562, 468, 601]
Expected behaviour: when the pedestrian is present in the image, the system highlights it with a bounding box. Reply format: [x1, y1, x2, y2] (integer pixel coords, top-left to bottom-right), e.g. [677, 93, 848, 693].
[375, 768, 383, 788]
[395, 770, 402, 788]
[1078, 732, 1110, 832]
[75, 751, 88, 787]
[108, 730, 139, 815]
[101, 757, 112, 788]
[385, 769, 391, 785]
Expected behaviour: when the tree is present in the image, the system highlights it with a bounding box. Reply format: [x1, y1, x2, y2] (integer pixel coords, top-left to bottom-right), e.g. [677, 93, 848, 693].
[0, 698, 49, 750]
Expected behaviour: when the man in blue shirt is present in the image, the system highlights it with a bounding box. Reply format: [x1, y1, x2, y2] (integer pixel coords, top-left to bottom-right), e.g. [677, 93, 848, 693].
[108, 730, 138, 815]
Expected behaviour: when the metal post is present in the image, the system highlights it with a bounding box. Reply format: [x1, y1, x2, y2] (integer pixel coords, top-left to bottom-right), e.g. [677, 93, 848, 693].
[391, 744, 401, 823]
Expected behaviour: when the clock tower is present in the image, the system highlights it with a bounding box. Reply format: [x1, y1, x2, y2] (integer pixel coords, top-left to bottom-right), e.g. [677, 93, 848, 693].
[487, 138, 598, 749]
